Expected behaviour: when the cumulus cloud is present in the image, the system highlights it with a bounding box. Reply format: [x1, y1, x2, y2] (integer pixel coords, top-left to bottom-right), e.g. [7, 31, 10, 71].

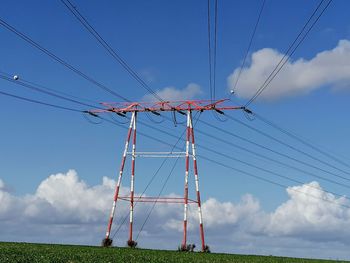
[266, 181, 350, 242]
[0, 170, 122, 224]
[1, 171, 350, 259]
[142, 83, 202, 102]
[228, 40, 350, 100]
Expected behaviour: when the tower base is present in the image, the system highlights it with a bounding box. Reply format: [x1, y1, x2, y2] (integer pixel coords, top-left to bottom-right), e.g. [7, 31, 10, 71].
[101, 238, 113, 247]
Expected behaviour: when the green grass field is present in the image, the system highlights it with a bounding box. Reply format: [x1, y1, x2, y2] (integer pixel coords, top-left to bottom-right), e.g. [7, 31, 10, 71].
[0, 242, 347, 263]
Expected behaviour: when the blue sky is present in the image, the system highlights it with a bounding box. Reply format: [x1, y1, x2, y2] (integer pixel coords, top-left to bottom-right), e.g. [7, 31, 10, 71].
[1, 0, 350, 259]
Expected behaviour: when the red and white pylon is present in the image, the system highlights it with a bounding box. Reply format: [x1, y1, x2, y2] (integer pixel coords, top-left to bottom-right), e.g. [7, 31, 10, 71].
[97, 100, 242, 250]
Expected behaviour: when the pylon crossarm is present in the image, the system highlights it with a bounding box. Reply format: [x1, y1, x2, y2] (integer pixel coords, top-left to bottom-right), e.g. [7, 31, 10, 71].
[126, 151, 188, 158]
[117, 196, 198, 204]
[90, 99, 243, 114]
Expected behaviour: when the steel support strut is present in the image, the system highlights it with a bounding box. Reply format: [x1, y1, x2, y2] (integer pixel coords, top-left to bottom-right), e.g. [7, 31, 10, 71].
[103, 112, 135, 246]
[182, 110, 191, 249]
[182, 110, 206, 251]
[189, 111, 206, 251]
[128, 112, 137, 245]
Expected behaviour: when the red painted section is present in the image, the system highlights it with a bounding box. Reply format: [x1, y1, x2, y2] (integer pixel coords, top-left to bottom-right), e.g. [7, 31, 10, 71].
[127, 128, 133, 141]
[182, 220, 187, 247]
[193, 160, 198, 176]
[190, 128, 196, 144]
[129, 221, 133, 242]
[105, 217, 113, 238]
[199, 223, 205, 251]
[113, 186, 120, 200]
[196, 191, 201, 206]
[120, 156, 126, 172]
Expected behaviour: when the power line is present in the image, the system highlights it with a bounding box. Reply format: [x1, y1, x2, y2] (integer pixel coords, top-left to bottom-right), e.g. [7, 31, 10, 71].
[213, 0, 218, 101]
[199, 143, 350, 198]
[196, 124, 350, 189]
[0, 89, 82, 112]
[21, 78, 99, 105]
[0, 17, 129, 101]
[158, 112, 350, 187]
[197, 118, 350, 186]
[245, 0, 333, 106]
[0, 74, 104, 110]
[0, 69, 99, 105]
[207, 0, 213, 101]
[226, 114, 350, 181]
[199, 155, 350, 210]
[60, 0, 163, 102]
[253, 112, 350, 170]
[231, 0, 266, 92]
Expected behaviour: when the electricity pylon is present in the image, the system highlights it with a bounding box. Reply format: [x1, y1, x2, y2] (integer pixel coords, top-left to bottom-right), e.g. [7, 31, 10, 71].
[91, 99, 241, 251]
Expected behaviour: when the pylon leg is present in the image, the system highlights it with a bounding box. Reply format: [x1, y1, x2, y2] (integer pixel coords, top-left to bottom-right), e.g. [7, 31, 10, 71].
[128, 112, 137, 246]
[189, 111, 206, 251]
[182, 110, 191, 249]
[103, 112, 135, 246]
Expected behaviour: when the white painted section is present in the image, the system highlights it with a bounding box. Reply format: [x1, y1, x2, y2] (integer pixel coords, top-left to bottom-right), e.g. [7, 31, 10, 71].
[195, 180, 199, 191]
[183, 204, 188, 221]
[129, 209, 133, 223]
[110, 201, 116, 217]
[185, 172, 188, 183]
[130, 179, 134, 190]
[198, 207, 203, 224]
[117, 175, 122, 187]
[123, 142, 129, 157]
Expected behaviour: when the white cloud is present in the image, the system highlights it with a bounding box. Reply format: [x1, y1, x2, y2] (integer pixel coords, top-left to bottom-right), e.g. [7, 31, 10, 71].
[266, 181, 350, 242]
[228, 40, 350, 100]
[143, 83, 202, 102]
[1, 171, 350, 259]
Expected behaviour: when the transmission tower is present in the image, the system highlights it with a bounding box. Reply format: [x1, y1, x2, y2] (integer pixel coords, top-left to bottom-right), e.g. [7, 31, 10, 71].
[92, 99, 241, 251]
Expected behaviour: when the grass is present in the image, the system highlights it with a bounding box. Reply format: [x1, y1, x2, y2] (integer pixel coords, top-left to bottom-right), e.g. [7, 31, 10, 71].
[0, 242, 347, 263]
